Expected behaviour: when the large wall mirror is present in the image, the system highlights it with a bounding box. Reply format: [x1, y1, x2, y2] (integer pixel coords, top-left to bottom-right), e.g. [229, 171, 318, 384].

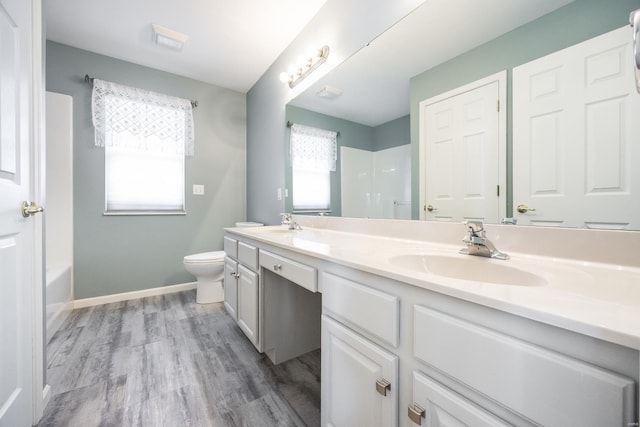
[285, 0, 640, 230]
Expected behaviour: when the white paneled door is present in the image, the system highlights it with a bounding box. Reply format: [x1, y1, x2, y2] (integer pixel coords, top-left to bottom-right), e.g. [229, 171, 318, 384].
[513, 26, 639, 229]
[0, 0, 40, 425]
[420, 71, 506, 223]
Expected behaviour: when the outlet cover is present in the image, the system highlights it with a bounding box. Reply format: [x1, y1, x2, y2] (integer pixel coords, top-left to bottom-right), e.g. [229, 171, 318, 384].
[193, 184, 205, 195]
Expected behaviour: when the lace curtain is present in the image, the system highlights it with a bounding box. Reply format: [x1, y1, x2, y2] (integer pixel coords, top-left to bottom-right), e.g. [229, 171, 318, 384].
[92, 79, 195, 156]
[290, 124, 337, 171]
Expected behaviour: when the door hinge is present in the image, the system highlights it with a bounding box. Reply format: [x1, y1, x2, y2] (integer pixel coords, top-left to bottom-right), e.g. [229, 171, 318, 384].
[497, 185, 500, 197]
[496, 100, 500, 112]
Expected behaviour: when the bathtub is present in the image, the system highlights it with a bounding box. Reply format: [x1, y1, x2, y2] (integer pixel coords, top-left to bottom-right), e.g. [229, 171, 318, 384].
[46, 265, 73, 342]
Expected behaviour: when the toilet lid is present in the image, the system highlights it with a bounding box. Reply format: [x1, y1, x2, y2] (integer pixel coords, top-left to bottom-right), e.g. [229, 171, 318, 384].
[184, 250, 225, 263]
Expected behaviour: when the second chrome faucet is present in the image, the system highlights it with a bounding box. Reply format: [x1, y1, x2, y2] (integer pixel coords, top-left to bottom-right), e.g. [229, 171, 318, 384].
[280, 213, 302, 230]
[459, 221, 509, 260]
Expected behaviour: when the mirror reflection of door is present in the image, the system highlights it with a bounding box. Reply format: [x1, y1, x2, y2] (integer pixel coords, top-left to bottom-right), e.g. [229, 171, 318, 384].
[420, 71, 506, 223]
[513, 26, 640, 230]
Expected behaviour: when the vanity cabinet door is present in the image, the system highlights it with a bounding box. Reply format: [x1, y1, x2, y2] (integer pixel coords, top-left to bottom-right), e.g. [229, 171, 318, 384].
[237, 264, 259, 348]
[223, 258, 238, 320]
[409, 371, 509, 427]
[322, 315, 398, 427]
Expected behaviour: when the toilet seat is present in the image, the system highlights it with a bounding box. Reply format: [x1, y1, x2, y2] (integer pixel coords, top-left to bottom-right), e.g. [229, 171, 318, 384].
[183, 251, 225, 264]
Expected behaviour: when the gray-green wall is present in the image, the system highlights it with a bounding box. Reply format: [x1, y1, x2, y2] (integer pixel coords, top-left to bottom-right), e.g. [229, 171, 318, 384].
[409, 0, 640, 219]
[46, 41, 246, 299]
[373, 115, 410, 152]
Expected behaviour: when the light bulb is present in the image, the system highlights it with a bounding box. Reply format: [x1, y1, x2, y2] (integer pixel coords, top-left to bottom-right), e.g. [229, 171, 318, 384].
[279, 72, 290, 83]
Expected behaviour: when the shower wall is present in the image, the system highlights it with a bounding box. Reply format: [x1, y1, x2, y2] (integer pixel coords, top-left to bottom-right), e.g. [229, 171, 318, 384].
[45, 91, 74, 341]
[341, 145, 411, 219]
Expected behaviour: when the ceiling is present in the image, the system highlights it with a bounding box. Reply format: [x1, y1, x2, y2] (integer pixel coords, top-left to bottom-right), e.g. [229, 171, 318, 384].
[45, 0, 327, 93]
[289, 0, 574, 127]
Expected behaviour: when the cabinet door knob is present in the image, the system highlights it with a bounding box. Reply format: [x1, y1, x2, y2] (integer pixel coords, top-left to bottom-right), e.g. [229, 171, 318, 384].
[273, 264, 282, 271]
[408, 403, 425, 425]
[375, 378, 391, 396]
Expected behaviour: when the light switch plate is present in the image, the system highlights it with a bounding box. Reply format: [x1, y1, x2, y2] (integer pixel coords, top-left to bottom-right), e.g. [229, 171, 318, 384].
[193, 184, 205, 195]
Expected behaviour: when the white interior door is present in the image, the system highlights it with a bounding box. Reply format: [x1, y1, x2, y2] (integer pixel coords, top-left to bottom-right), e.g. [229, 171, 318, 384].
[0, 0, 39, 425]
[420, 71, 506, 223]
[513, 26, 639, 229]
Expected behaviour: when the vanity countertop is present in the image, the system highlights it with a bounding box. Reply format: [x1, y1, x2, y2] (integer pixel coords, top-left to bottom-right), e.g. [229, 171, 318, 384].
[225, 224, 640, 350]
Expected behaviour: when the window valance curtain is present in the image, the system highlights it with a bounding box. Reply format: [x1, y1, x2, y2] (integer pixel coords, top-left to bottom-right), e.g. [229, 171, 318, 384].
[290, 124, 337, 171]
[91, 78, 195, 156]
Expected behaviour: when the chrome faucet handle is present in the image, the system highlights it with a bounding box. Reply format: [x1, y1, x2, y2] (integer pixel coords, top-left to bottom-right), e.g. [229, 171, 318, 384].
[280, 212, 292, 223]
[464, 220, 485, 237]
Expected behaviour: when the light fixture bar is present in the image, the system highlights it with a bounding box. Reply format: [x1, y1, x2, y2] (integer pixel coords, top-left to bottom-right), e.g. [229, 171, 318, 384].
[281, 45, 330, 88]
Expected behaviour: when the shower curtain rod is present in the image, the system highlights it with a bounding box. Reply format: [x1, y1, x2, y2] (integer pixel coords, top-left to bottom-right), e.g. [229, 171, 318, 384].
[286, 120, 340, 136]
[84, 74, 198, 108]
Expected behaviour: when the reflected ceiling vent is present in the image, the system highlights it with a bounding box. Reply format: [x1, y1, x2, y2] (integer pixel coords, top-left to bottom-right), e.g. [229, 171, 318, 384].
[152, 23, 189, 51]
[316, 85, 343, 99]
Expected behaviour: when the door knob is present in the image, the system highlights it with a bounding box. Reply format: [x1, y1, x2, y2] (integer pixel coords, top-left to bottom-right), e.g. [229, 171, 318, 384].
[425, 204, 437, 212]
[516, 204, 536, 214]
[22, 201, 44, 218]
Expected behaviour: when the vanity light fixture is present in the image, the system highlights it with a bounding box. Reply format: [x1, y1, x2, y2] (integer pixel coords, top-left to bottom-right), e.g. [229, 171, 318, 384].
[152, 23, 189, 51]
[279, 45, 330, 88]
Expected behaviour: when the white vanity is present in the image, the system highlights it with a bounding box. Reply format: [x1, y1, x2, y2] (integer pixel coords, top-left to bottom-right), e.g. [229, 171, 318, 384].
[223, 216, 639, 426]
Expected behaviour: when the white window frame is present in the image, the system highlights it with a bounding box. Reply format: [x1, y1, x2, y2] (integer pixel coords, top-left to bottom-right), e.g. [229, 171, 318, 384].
[289, 123, 337, 213]
[91, 79, 194, 215]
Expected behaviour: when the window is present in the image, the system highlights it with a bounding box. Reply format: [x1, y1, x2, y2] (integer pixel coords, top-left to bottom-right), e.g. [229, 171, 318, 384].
[289, 124, 337, 212]
[92, 79, 194, 214]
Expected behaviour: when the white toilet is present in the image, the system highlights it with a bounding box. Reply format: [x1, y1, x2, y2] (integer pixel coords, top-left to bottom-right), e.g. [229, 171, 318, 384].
[184, 223, 263, 304]
[183, 251, 225, 304]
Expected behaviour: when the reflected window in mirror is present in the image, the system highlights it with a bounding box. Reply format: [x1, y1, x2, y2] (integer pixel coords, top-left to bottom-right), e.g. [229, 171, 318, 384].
[290, 123, 338, 212]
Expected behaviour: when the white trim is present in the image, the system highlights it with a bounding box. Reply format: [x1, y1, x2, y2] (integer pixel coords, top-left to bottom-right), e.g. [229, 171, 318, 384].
[32, 0, 46, 423]
[73, 282, 197, 309]
[418, 70, 507, 222]
[41, 384, 51, 413]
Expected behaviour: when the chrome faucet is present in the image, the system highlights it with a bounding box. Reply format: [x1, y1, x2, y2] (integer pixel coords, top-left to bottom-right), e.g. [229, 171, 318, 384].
[459, 221, 509, 260]
[280, 213, 302, 230]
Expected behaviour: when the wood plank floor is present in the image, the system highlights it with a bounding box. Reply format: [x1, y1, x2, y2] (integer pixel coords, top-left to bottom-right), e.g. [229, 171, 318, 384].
[37, 290, 321, 427]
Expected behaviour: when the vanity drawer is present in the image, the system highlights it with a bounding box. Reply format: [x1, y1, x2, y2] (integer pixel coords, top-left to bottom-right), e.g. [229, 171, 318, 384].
[223, 236, 237, 259]
[260, 249, 317, 292]
[238, 241, 258, 270]
[322, 272, 399, 347]
[413, 305, 635, 427]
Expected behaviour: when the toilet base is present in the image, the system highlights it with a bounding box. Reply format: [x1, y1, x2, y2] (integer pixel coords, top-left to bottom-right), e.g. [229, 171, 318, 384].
[196, 278, 224, 304]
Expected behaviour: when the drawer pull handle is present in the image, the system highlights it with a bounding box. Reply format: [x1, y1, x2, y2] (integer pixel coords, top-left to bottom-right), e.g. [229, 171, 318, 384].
[408, 403, 425, 425]
[375, 379, 391, 396]
[273, 264, 282, 271]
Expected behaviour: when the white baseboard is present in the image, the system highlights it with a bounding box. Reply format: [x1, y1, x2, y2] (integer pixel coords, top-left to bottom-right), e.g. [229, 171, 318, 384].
[73, 282, 197, 309]
[42, 383, 51, 410]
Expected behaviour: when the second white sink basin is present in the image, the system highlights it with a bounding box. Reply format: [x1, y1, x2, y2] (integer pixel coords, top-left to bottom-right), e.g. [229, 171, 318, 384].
[389, 254, 547, 286]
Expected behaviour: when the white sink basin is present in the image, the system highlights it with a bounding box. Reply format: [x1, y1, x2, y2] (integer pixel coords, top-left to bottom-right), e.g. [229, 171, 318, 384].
[389, 254, 547, 286]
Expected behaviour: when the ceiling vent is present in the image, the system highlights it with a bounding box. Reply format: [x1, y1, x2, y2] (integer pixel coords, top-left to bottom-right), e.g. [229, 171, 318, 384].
[152, 23, 189, 51]
[316, 85, 343, 99]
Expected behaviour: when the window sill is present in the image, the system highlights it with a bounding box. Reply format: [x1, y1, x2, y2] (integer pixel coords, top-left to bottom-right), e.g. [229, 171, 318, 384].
[103, 210, 186, 216]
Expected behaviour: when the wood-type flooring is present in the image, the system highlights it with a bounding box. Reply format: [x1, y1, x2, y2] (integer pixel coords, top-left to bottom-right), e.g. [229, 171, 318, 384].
[37, 289, 321, 427]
